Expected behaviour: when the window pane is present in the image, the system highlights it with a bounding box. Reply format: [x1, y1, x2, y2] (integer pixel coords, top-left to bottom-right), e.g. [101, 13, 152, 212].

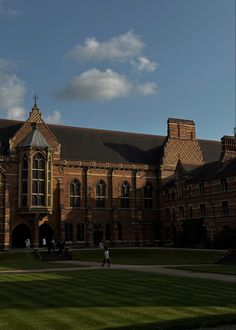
[32, 181, 38, 193]
[39, 181, 44, 194]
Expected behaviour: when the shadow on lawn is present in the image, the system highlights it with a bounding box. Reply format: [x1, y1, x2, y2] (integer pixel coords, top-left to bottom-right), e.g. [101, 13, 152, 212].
[101, 314, 236, 330]
[0, 270, 235, 309]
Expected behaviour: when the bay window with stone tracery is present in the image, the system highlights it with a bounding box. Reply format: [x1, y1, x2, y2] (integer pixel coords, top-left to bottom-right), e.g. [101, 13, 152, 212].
[19, 150, 52, 211]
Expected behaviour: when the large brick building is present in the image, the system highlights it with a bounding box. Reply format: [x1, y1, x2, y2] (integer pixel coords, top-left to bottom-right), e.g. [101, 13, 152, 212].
[0, 102, 235, 249]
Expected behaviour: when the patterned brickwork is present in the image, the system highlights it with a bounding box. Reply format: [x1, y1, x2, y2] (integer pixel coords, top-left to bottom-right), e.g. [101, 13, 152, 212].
[161, 139, 204, 178]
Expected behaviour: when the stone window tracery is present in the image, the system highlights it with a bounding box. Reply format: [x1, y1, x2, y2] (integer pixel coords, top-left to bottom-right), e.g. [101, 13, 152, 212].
[32, 153, 45, 206]
[69, 179, 81, 207]
[144, 182, 153, 209]
[120, 181, 130, 208]
[96, 180, 106, 208]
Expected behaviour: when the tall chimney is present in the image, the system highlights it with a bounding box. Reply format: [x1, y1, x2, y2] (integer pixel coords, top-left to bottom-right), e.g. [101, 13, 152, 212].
[167, 118, 196, 139]
[220, 135, 236, 161]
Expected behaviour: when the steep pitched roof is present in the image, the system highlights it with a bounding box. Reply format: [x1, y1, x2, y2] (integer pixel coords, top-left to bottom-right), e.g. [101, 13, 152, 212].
[0, 118, 221, 165]
[49, 124, 165, 164]
[186, 157, 236, 182]
[198, 139, 222, 163]
[162, 157, 236, 189]
[18, 125, 49, 148]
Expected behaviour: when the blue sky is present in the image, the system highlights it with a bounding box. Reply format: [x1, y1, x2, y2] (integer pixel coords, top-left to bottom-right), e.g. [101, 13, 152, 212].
[0, 0, 235, 140]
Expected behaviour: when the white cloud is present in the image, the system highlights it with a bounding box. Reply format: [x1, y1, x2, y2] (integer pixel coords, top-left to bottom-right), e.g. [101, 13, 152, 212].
[68, 31, 144, 62]
[138, 82, 157, 95]
[132, 56, 158, 72]
[7, 106, 25, 120]
[0, 58, 16, 72]
[0, 58, 26, 119]
[59, 69, 132, 101]
[45, 110, 61, 124]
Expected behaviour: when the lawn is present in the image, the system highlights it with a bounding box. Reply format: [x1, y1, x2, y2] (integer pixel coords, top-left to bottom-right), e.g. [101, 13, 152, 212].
[71, 248, 226, 265]
[0, 252, 76, 271]
[0, 269, 235, 330]
[168, 265, 236, 275]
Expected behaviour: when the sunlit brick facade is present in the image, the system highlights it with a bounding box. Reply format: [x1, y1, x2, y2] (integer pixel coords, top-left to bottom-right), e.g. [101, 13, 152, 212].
[0, 104, 235, 249]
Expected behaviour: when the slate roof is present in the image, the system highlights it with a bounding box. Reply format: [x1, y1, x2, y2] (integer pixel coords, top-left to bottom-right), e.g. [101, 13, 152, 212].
[18, 125, 49, 148]
[0, 118, 221, 165]
[186, 157, 236, 182]
[162, 157, 236, 189]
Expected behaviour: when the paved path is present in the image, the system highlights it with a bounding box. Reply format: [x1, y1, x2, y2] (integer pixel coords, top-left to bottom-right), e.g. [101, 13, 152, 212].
[1, 260, 235, 283]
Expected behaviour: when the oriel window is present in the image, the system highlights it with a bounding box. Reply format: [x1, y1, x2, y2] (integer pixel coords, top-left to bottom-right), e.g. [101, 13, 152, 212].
[21, 153, 28, 206]
[32, 153, 45, 206]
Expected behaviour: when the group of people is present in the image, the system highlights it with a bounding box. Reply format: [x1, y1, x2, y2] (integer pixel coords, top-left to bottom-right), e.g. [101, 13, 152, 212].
[99, 242, 110, 267]
[25, 237, 66, 255]
[25, 237, 110, 264]
[42, 237, 65, 254]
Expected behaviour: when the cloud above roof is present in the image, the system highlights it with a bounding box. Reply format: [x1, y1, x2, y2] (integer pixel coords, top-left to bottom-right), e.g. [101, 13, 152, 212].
[0, 58, 26, 120]
[59, 69, 132, 101]
[59, 68, 157, 101]
[68, 31, 144, 62]
[45, 110, 61, 124]
[62, 31, 158, 102]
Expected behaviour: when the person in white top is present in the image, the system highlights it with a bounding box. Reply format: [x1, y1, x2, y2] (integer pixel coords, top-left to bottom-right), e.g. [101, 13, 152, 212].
[101, 246, 110, 267]
[25, 238, 31, 248]
[99, 241, 104, 250]
[42, 237, 46, 248]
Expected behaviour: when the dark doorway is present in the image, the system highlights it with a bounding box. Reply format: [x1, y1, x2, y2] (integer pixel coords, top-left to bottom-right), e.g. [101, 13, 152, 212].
[39, 223, 53, 247]
[12, 224, 31, 248]
[93, 224, 103, 246]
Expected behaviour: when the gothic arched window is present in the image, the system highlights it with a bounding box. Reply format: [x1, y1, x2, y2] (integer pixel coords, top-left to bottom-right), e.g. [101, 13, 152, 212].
[21, 153, 28, 206]
[144, 182, 153, 209]
[32, 153, 45, 206]
[120, 181, 130, 208]
[96, 180, 106, 207]
[70, 179, 81, 207]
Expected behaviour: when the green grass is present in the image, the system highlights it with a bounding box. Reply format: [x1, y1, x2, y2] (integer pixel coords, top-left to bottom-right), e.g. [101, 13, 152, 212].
[0, 252, 77, 271]
[168, 265, 236, 275]
[0, 269, 235, 330]
[71, 248, 226, 265]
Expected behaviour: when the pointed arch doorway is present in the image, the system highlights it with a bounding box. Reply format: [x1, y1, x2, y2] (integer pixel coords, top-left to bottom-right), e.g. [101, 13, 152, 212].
[12, 224, 31, 248]
[39, 223, 53, 247]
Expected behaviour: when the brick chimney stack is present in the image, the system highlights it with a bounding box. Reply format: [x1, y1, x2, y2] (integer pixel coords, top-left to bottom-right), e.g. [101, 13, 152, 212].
[167, 118, 196, 139]
[220, 135, 236, 161]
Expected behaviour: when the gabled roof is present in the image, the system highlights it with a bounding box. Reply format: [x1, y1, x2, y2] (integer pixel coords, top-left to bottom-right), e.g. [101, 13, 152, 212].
[0, 118, 221, 165]
[162, 157, 236, 189]
[18, 125, 49, 148]
[186, 157, 236, 182]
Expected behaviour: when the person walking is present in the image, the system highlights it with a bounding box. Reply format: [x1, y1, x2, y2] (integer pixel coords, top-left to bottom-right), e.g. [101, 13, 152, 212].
[101, 246, 110, 267]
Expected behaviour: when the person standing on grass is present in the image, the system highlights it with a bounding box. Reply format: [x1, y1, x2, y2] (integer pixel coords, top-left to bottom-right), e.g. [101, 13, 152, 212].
[99, 241, 104, 250]
[101, 246, 110, 267]
[42, 237, 46, 248]
[25, 238, 31, 248]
